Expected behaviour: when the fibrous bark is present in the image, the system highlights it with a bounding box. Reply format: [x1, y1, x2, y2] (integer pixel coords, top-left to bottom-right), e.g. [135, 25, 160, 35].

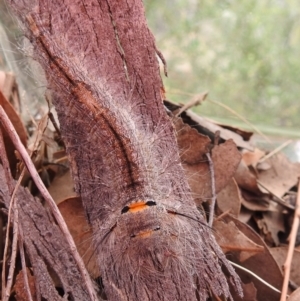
[0, 165, 91, 301]
[6, 0, 243, 300]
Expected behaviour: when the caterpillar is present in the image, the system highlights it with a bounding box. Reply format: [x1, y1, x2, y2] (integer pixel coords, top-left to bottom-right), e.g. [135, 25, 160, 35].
[6, 0, 243, 300]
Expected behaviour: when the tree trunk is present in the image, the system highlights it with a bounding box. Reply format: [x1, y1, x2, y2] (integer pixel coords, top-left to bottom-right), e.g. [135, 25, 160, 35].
[6, 1, 242, 300]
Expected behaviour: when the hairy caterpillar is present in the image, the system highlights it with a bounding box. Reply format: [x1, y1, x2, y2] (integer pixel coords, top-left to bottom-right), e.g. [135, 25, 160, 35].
[6, 0, 243, 300]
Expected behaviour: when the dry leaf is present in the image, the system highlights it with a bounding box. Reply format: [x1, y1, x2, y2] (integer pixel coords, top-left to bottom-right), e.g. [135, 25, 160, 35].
[186, 110, 254, 150]
[229, 281, 258, 301]
[183, 139, 241, 202]
[242, 148, 266, 167]
[217, 177, 241, 217]
[256, 161, 271, 171]
[262, 208, 286, 246]
[174, 117, 211, 163]
[269, 247, 300, 286]
[215, 122, 253, 142]
[212, 140, 242, 192]
[48, 170, 77, 205]
[217, 215, 283, 301]
[14, 268, 37, 301]
[214, 220, 264, 262]
[258, 153, 300, 198]
[58, 196, 99, 278]
[238, 206, 253, 224]
[241, 191, 270, 212]
[0, 90, 26, 143]
[234, 159, 262, 195]
[0, 71, 21, 113]
[0, 90, 27, 175]
[288, 287, 300, 301]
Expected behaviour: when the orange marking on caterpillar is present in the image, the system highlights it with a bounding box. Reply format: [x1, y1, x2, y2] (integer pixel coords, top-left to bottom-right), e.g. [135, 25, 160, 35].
[121, 200, 157, 214]
[128, 201, 148, 213]
[136, 229, 153, 238]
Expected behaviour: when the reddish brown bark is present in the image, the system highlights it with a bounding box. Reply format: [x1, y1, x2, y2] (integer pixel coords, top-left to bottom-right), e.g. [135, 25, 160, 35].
[0, 166, 91, 301]
[6, 1, 243, 300]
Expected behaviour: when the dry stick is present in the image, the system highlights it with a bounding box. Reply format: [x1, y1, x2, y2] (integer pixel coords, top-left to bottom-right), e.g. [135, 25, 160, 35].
[0, 128, 14, 301]
[4, 198, 19, 301]
[207, 98, 271, 143]
[175, 91, 208, 117]
[4, 168, 27, 301]
[214, 209, 232, 221]
[258, 139, 292, 164]
[19, 227, 34, 301]
[206, 152, 216, 227]
[155, 46, 168, 77]
[2, 167, 30, 301]
[7, 112, 52, 301]
[280, 179, 300, 301]
[1, 110, 49, 301]
[169, 89, 271, 143]
[0, 105, 98, 301]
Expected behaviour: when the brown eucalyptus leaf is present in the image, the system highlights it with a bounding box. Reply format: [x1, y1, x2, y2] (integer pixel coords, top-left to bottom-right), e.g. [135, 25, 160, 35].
[217, 177, 241, 217]
[241, 191, 270, 212]
[256, 161, 271, 171]
[214, 220, 264, 262]
[0, 90, 26, 143]
[0, 71, 21, 113]
[0, 71, 5, 90]
[217, 215, 283, 301]
[258, 153, 300, 197]
[242, 148, 265, 167]
[186, 110, 254, 150]
[212, 139, 242, 192]
[261, 208, 286, 246]
[58, 196, 99, 278]
[215, 122, 253, 142]
[174, 117, 211, 163]
[234, 159, 262, 195]
[0, 90, 27, 175]
[14, 268, 37, 301]
[238, 206, 253, 224]
[269, 247, 300, 286]
[183, 139, 241, 202]
[288, 287, 300, 301]
[229, 281, 258, 301]
[53, 149, 68, 161]
[48, 170, 77, 205]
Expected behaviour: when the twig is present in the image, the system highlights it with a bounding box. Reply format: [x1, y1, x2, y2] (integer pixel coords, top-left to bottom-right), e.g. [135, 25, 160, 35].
[220, 246, 263, 253]
[0, 127, 18, 301]
[2, 166, 26, 301]
[155, 46, 168, 77]
[214, 209, 232, 221]
[19, 227, 34, 301]
[168, 89, 271, 143]
[0, 105, 98, 301]
[207, 98, 271, 142]
[4, 197, 19, 301]
[1, 117, 40, 301]
[258, 140, 292, 164]
[175, 91, 208, 117]
[206, 152, 216, 227]
[280, 178, 300, 301]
